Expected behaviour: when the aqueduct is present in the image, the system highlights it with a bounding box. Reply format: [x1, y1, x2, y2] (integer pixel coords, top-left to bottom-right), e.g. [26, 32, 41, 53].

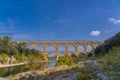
[16, 40, 104, 60]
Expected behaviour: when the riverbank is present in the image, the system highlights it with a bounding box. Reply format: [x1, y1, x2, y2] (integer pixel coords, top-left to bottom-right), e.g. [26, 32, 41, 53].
[0, 61, 47, 68]
[0, 62, 27, 68]
[0, 62, 84, 80]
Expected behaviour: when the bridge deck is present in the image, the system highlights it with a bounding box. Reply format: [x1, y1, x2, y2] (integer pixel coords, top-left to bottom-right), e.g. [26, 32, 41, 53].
[16, 40, 104, 44]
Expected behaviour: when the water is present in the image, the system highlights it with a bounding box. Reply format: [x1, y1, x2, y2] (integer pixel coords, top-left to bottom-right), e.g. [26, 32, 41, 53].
[0, 61, 56, 77]
[47, 60, 56, 67]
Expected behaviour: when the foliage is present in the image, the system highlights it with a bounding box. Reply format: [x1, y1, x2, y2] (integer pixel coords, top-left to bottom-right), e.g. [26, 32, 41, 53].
[0, 36, 45, 63]
[0, 53, 8, 64]
[35, 52, 45, 60]
[0, 36, 18, 56]
[77, 73, 93, 80]
[93, 47, 120, 79]
[57, 55, 74, 66]
[101, 47, 120, 65]
[15, 54, 28, 62]
[71, 53, 86, 63]
[95, 32, 120, 55]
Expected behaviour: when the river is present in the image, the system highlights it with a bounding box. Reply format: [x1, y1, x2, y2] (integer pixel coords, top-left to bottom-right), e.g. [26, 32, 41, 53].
[0, 60, 56, 77]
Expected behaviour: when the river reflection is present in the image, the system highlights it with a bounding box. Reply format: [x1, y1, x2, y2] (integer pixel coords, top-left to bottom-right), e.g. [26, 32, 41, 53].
[47, 60, 56, 67]
[0, 60, 56, 77]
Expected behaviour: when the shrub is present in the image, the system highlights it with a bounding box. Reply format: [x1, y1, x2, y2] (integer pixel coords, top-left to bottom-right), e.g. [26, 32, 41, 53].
[95, 32, 120, 55]
[0, 53, 8, 64]
[77, 73, 93, 80]
[16, 54, 28, 62]
[57, 55, 74, 66]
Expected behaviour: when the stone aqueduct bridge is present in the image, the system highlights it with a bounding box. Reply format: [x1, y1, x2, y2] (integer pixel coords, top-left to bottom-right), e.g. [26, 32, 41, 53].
[16, 40, 104, 60]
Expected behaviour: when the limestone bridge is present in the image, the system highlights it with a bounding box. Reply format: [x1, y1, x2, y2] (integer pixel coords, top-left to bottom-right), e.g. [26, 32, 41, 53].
[16, 40, 104, 60]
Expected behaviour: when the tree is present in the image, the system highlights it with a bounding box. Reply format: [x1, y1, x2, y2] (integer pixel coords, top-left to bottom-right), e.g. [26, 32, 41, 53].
[95, 32, 120, 55]
[2, 36, 11, 46]
[17, 42, 27, 54]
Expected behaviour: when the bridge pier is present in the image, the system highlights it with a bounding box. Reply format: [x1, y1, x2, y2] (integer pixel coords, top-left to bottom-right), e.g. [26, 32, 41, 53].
[55, 44, 59, 60]
[74, 44, 79, 56]
[55, 52, 59, 60]
[43, 51, 48, 61]
[91, 44, 96, 56]
[65, 44, 69, 56]
[83, 44, 88, 57]
[33, 44, 37, 49]
[43, 44, 48, 61]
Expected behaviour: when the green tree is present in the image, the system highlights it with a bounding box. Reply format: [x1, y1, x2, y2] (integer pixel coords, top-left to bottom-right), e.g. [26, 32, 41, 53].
[2, 36, 11, 46]
[95, 32, 120, 55]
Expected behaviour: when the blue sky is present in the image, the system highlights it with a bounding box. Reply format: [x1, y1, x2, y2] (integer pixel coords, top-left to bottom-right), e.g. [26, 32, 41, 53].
[0, 0, 120, 40]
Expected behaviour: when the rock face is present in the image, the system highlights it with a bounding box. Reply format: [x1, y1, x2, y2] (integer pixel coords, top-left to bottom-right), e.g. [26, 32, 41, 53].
[115, 63, 120, 71]
[84, 60, 104, 73]
[108, 65, 113, 70]
[7, 56, 17, 64]
[97, 73, 114, 80]
[3, 65, 76, 80]
[53, 72, 79, 80]
[0, 56, 17, 64]
[10, 56, 17, 64]
[84, 60, 120, 80]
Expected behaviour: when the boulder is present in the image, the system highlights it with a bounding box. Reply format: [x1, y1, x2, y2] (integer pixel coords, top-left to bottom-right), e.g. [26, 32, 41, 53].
[97, 73, 115, 80]
[7, 56, 17, 64]
[108, 65, 113, 70]
[11, 56, 17, 64]
[28, 73, 38, 80]
[115, 63, 120, 71]
[85, 60, 104, 73]
[84, 60, 93, 66]
[118, 71, 120, 76]
[7, 57, 11, 64]
[97, 73, 108, 80]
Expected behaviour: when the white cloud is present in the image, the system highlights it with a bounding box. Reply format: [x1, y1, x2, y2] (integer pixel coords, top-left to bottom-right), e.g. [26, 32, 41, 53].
[90, 30, 101, 36]
[108, 18, 120, 24]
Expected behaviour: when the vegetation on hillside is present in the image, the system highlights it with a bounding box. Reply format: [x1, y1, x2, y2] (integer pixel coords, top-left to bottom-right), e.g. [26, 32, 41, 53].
[57, 53, 86, 66]
[57, 55, 74, 66]
[0, 36, 45, 63]
[95, 32, 120, 55]
[77, 32, 120, 80]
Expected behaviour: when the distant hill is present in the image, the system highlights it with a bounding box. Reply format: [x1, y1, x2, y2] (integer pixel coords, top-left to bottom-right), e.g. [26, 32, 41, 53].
[95, 32, 120, 55]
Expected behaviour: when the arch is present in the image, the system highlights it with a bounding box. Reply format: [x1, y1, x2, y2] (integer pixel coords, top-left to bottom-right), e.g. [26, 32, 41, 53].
[46, 46, 56, 52]
[87, 45, 92, 52]
[27, 45, 34, 49]
[58, 53, 65, 57]
[47, 53, 56, 61]
[37, 46, 44, 52]
[47, 53, 55, 58]
[68, 45, 75, 52]
[58, 46, 65, 51]
[78, 46, 84, 52]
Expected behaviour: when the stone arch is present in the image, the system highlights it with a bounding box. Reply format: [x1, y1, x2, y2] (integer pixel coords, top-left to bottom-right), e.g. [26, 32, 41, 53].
[68, 45, 75, 52]
[47, 53, 56, 58]
[78, 46, 84, 52]
[27, 45, 34, 49]
[46, 46, 56, 52]
[87, 45, 92, 52]
[58, 45, 66, 51]
[58, 53, 65, 57]
[37, 46, 44, 52]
